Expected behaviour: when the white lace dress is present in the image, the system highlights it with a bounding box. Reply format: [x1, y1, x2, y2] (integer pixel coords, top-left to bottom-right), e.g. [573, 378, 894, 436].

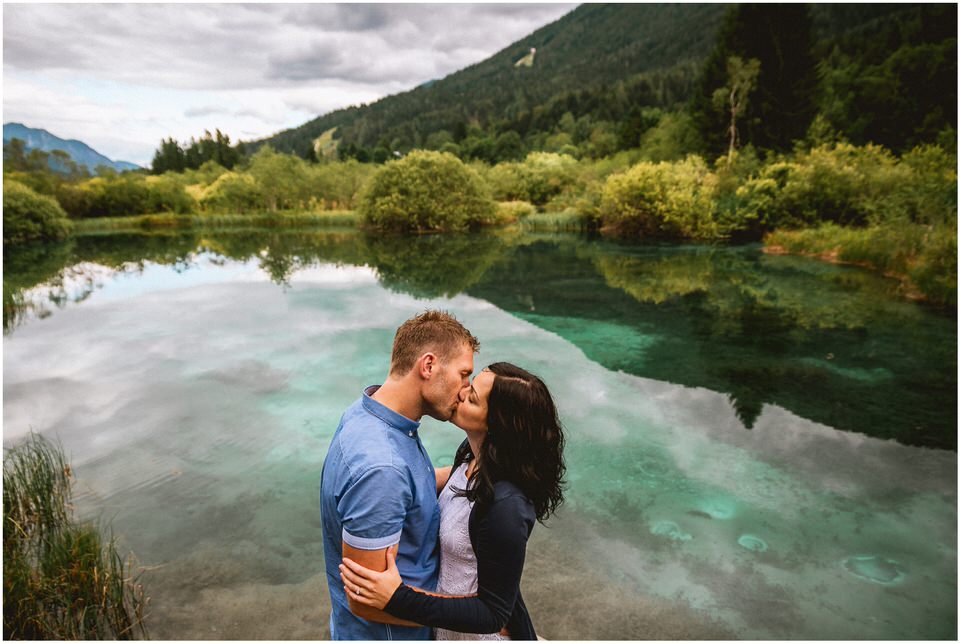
[434, 462, 510, 641]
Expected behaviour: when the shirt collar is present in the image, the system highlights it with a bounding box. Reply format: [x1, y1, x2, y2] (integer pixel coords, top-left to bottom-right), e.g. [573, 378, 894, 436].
[362, 385, 421, 437]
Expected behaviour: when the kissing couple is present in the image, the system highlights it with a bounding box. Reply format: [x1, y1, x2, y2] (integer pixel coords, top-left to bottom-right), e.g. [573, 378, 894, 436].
[320, 310, 566, 640]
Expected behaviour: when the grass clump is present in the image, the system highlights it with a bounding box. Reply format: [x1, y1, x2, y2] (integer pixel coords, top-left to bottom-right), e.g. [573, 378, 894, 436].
[3, 433, 147, 639]
[519, 209, 590, 232]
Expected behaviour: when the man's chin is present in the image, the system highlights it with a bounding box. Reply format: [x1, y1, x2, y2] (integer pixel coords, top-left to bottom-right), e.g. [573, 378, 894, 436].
[427, 406, 458, 422]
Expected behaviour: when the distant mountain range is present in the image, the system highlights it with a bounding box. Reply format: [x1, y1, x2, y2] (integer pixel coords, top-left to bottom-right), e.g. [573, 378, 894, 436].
[3, 122, 141, 174]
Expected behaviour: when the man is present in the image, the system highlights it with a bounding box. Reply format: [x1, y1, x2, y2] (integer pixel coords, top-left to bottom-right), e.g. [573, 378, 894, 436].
[320, 310, 480, 640]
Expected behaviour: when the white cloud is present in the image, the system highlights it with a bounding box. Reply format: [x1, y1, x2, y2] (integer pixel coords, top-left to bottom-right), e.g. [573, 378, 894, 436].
[3, 3, 576, 165]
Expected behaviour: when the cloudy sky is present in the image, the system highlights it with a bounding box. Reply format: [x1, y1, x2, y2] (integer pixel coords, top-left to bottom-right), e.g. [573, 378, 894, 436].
[3, 3, 576, 167]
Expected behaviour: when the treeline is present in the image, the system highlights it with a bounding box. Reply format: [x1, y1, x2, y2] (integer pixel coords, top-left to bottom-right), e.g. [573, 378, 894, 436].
[151, 129, 245, 173]
[3, 140, 376, 243]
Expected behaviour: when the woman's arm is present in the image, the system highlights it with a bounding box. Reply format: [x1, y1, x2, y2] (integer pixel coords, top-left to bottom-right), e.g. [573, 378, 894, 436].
[340, 493, 534, 636]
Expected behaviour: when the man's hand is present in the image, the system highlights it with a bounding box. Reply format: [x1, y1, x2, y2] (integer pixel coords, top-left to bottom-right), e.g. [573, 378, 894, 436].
[342, 543, 419, 627]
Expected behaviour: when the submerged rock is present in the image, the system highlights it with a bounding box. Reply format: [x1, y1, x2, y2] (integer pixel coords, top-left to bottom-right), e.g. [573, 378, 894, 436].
[737, 534, 769, 552]
[842, 556, 906, 585]
[650, 520, 692, 542]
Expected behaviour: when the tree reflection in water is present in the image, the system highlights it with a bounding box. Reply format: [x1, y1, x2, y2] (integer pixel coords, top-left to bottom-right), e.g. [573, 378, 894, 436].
[4, 230, 955, 450]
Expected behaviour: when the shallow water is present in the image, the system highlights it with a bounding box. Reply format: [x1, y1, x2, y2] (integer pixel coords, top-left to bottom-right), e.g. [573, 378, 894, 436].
[4, 230, 956, 639]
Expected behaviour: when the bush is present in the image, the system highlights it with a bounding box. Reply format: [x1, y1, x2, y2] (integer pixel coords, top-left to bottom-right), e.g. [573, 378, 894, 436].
[145, 175, 196, 214]
[247, 146, 310, 211]
[733, 143, 957, 234]
[200, 171, 263, 214]
[909, 228, 957, 306]
[483, 152, 577, 206]
[3, 180, 72, 244]
[304, 160, 376, 210]
[599, 155, 718, 239]
[495, 200, 536, 224]
[359, 150, 496, 232]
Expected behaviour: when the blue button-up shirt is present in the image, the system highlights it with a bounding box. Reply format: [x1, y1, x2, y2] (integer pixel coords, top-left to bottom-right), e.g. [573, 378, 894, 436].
[320, 386, 440, 640]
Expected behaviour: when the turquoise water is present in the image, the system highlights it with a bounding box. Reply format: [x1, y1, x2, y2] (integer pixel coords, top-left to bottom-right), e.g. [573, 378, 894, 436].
[3, 230, 956, 639]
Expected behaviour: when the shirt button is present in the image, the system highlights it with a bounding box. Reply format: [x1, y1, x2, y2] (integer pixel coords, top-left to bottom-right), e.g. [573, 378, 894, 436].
[408, 431, 414, 437]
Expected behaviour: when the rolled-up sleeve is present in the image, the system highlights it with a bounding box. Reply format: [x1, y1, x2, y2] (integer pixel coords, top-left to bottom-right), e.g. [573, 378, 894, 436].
[339, 465, 411, 550]
[384, 492, 536, 637]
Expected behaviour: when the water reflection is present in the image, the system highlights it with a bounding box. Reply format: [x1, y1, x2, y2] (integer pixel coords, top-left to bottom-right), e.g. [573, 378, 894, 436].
[5, 230, 956, 450]
[3, 229, 956, 639]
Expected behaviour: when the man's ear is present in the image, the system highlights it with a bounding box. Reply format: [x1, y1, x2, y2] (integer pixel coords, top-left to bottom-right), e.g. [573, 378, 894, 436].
[417, 352, 438, 380]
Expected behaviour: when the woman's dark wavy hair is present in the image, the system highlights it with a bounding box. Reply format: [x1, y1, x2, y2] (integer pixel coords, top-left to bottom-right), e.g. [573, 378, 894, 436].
[457, 362, 565, 522]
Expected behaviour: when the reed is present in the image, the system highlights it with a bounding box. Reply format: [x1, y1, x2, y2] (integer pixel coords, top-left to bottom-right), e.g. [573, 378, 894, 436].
[765, 222, 957, 306]
[72, 210, 360, 233]
[518, 209, 590, 232]
[3, 433, 148, 639]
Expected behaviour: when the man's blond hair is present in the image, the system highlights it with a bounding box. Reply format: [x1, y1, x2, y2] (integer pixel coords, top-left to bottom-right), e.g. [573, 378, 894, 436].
[390, 310, 480, 375]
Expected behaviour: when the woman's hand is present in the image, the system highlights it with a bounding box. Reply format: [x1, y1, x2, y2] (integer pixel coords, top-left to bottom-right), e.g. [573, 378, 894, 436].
[340, 544, 402, 610]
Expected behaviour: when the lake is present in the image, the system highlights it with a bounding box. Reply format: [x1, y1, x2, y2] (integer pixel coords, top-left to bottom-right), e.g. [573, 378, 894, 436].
[3, 228, 956, 639]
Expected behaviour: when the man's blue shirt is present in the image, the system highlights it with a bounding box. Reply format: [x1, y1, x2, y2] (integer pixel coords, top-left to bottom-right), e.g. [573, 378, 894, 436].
[320, 386, 440, 640]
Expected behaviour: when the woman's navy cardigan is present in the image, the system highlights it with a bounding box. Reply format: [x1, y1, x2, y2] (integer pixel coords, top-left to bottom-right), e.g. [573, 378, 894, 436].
[384, 440, 538, 640]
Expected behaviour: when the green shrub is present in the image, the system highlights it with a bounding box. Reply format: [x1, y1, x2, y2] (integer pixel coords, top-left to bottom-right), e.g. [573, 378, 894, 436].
[247, 146, 309, 211]
[304, 160, 376, 210]
[145, 174, 196, 214]
[599, 155, 718, 239]
[483, 153, 577, 205]
[733, 143, 957, 235]
[200, 171, 263, 213]
[81, 175, 153, 218]
[359, 150, 496, 232]
[495, 200, 536, 224]
[908, 227, 957, 306]
[3, 180, 72, 244]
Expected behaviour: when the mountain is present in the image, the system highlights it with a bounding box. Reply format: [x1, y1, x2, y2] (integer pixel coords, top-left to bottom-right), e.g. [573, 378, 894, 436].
[3, 122, 141, 174]
[253, 4, 728, 157]
[252, 3, 955, 161]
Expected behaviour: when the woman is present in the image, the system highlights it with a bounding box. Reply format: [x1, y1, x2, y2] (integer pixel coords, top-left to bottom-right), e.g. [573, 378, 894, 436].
[340, 362, 565, 640]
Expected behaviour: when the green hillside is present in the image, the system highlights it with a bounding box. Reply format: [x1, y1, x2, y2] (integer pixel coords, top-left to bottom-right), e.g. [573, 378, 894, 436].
[254, 4, 727, 158]
[252, 3, 956, 162]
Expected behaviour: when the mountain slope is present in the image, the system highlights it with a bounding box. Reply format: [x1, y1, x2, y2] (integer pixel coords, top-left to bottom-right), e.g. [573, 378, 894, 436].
[255, 4, 727, 157]
[254, 3, 956, 159]
[3, 122, 141, 173]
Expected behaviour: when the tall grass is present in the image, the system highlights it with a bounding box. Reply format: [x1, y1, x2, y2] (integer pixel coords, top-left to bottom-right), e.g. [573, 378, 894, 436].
[765, 222, 957, 306]
[518, 209, 590, 232]
[72, 210, 359, 233]
[3, 433, 148, 639]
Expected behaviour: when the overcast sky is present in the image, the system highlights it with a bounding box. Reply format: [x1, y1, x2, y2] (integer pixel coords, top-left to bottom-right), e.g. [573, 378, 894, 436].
[3, 3, 576, 167]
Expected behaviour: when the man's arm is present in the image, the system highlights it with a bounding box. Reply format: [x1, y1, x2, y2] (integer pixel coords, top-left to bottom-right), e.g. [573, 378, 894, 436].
[343, 543, 420, 627]
[434, 466, 452, 495]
